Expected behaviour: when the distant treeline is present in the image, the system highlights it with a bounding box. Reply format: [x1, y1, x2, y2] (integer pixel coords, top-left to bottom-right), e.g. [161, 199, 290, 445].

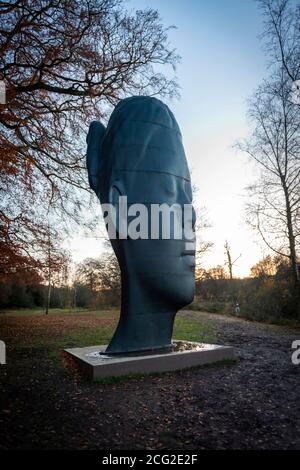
[0, 278, 119, 311]
[0, 254, 299, 323]
[195, 255, 300, 322]
[194, 277, 299, 322]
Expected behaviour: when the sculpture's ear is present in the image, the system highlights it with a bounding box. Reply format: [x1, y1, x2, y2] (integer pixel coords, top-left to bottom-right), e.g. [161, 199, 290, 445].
[108, 180, 127, 238]
[86, 121, 106, 194]
[109, 181, 123, 205]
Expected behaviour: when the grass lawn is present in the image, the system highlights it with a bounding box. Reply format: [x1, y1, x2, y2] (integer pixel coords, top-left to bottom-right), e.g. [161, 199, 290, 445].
[0, 308, 216, 365]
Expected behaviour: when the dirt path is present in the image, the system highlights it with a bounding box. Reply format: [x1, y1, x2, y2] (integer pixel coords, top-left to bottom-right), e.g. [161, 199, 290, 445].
[0, 311, 300, 450]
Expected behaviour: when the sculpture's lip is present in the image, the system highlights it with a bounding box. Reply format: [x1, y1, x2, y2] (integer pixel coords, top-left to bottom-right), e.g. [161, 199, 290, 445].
[181, 252, 196, 267]
[181, 250, 195, 256]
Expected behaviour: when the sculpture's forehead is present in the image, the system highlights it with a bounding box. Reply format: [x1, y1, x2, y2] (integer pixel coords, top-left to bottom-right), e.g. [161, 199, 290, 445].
[101, 96, 190, 181]
[107, 96, 181, 134]
[103, 119, 190, 180]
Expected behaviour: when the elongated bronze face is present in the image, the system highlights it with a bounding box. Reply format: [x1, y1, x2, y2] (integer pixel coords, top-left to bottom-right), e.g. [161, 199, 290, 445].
[87, 96, 195, 354]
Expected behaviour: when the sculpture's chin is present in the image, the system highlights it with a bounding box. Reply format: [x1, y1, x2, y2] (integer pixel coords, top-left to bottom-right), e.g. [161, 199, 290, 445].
[171, 276, 195, 309]
[141, 271, 195, 311]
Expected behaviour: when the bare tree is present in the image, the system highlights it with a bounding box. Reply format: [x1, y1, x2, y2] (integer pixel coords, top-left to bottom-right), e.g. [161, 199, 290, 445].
[250, 254, 282, 279]
[76, 251, 120, 295]
[76, 257, 102, 293]
[194, 204, 213, 266]
[224, 240, 241, 280]
[206, 265, 227, 280]
[237, 75, 300, 286]
[42, 221, 70, 314]
[258, 0, 300, 84]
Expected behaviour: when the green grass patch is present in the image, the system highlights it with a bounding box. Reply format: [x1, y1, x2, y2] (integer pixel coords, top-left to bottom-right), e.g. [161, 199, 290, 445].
[0, 307, 118, 317]
[173, 314, 216, 343]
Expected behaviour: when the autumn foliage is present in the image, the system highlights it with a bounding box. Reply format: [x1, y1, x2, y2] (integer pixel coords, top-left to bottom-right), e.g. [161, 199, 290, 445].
[0, 0, 179, 281]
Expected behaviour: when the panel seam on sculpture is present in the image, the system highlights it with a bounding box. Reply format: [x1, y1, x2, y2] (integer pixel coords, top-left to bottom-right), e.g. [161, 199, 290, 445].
[106, 119, 182, 135]
[115, 143, 185, 153]
[112, 169, 191, 181]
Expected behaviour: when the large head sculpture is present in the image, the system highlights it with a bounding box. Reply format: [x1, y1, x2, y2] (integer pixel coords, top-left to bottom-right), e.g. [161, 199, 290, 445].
[87, 96, 195, 354]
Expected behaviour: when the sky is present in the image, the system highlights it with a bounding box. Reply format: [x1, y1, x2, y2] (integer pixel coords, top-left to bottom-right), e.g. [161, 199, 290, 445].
[69, 0, 272, 277]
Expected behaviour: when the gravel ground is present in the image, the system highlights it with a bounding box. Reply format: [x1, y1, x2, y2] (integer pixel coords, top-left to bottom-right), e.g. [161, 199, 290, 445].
[0, 310, 300, 450]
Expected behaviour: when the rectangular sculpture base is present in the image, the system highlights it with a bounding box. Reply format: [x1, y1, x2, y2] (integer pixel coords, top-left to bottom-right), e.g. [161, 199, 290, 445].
[64, 340, 234, 380]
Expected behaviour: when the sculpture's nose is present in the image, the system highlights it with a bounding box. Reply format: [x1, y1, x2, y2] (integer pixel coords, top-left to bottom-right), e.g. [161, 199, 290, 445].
[181, 203, 196, 244]
[192, 205, 196, 230]
[178, 181, 196, 239]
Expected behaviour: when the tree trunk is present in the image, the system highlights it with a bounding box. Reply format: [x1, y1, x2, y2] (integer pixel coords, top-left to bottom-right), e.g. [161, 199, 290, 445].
[283, 184, 300, 287]
[45, 226, 51, 314]
[45, 279, 51, 315]
[73, 285, 76, 310]
[225, 241, 233, 280]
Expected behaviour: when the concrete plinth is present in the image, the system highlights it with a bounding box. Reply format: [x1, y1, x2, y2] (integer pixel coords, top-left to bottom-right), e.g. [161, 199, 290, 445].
[64, 340, 234, 380]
